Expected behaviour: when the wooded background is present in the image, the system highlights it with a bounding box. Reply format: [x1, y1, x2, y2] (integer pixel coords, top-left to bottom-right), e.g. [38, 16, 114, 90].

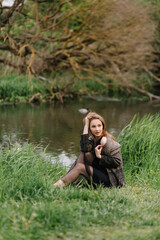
[0, 0, 160, 101]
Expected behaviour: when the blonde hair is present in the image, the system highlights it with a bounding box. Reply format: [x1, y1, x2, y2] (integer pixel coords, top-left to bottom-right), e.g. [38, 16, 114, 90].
[83, 112, 116, 141]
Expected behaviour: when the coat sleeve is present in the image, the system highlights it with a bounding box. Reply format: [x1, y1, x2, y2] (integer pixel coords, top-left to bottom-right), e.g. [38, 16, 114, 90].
[99, 137, 122, 168]
[80, 134, 94, 152]
[99, 155, 121, 168]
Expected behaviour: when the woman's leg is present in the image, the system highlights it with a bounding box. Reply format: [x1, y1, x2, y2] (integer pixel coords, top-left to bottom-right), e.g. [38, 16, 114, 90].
[61, 162, 93, 184]
[67, 152, 85, 173]
[53, 152, 94, 187]
[53, 153, 94, 187]
[66, 151, 94, 174]
[54, 153, 84, 187]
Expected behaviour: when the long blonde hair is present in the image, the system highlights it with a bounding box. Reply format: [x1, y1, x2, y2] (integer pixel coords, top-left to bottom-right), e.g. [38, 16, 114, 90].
[84, 112, 116, 141]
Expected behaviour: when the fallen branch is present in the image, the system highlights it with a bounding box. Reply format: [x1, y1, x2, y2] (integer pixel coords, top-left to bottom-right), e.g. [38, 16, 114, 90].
[0, 44, 19, 55]
[0, 56, 26, 71]
[143, 66, 160, 83]
[111, 61, 160, 101]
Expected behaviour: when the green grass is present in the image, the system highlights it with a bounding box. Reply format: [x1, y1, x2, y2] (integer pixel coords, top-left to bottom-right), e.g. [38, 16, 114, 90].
[118, 113, 160, 189]
[0, 75, 49, 102]
[0, 114, 160, 239]
[0, 72, 149, 103]
[0, 186, 159, 240]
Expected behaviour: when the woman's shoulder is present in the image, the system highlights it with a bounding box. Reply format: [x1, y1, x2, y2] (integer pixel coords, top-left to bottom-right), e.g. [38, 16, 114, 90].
[106, 136, 120, 146]
[100, 136, 117, 145]
[100, 136, 107, 145]
[101, 136, 121, 155]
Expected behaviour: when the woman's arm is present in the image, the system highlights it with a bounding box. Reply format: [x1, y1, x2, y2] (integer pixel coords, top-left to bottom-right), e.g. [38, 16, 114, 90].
[95, 136, 122, 168]
[94, 136, 107, 159]
[99, 155, 121, 168]
[83, 116, 89, 134]
[80, 135, 94, 152]
[80, 116, 94, 152]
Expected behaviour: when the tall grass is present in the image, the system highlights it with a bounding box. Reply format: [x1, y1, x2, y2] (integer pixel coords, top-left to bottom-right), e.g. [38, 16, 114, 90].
[0, 75, 48, 102]
[0, 143, 66, 201]
[0, 114, 160, 239]
[0, 72, 147, 103]
[118, 113, 160, 188]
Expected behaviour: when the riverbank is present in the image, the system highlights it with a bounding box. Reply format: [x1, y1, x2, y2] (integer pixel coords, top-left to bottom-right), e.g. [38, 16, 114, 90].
[0, 74, 151, 104]
[0, 114, 159, 239]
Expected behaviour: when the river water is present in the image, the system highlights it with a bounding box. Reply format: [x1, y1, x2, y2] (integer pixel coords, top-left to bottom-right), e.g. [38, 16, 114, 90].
[0, 97, 159, 166]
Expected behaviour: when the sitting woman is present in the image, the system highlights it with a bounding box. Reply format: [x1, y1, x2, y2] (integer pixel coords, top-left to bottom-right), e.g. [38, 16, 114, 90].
[54, 112, 125, 188]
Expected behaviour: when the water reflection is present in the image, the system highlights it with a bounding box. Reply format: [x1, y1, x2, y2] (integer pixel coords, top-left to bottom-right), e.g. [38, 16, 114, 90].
[0, 98, 159, 166]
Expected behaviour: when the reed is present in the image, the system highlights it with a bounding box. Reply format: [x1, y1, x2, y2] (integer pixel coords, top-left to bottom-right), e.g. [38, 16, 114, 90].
[0, 75, 47, 102]
[0, 73, 146, 103]
[118, 113, 160, 187]
[0, 143, 66, 200]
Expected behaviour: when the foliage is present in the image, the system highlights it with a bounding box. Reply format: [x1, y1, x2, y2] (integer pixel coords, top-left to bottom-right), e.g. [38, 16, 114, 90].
[0, 74, 49, 102]
[0, 142, 66, 201]
[118, 113, 160, 188]
[0, 72, 127, 103]
[0, 0, 160, 101]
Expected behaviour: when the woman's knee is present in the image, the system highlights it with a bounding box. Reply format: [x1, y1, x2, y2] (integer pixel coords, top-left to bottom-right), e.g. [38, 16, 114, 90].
[85, 152, 93, 157]
[77, 152, 84, 163]
[75, 162, 93, 177]
[75, 163, 85, 172]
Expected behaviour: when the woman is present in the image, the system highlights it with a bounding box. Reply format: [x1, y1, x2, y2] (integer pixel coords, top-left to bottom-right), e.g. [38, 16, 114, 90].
[54, 112, 125, 188]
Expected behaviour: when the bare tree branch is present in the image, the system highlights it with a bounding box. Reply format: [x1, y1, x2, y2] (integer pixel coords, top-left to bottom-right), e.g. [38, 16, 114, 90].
[111, 61, 160, 101]
[0, 0, 159, 101]
[143, 66, 160, 83]
[0, 0, 24, 28]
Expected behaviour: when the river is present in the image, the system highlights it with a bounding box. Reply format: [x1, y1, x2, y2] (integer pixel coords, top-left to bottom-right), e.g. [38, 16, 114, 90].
[0, 97, 159, 166]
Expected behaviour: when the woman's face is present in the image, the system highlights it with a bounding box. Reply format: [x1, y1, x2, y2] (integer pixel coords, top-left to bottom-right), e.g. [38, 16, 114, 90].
[90, 119, 103, 138]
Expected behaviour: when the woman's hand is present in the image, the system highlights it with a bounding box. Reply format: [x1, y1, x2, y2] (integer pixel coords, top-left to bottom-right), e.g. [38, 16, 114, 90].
[95, 145, 103, 159]
[84, 116, 89, 126]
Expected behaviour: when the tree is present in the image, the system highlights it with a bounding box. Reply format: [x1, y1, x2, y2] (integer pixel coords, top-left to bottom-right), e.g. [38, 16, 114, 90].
[0, 0, 160, 101]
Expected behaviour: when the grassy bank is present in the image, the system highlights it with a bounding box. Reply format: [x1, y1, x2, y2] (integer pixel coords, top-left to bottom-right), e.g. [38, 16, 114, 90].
[0, 73, 150, 103]
[0, 114, 160, 239]
[0, 73, 124, 103]
[118, 113, 160, 189]
[0, 74, 49, 103]
[0, 74, 109, 103]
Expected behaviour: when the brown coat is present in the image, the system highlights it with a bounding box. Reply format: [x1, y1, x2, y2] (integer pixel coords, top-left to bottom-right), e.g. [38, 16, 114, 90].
[80, 134, 125, 188]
